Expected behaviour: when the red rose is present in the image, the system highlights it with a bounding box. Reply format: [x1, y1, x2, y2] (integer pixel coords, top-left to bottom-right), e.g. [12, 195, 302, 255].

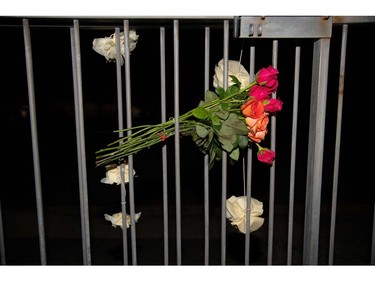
[263, 98, 283, 113]
[257, 148, 275, 164]
[256, 66, 279, 91]
[249, 85, 271, 100]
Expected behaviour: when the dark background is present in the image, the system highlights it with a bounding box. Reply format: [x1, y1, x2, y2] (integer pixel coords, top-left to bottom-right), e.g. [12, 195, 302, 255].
[0, 17, 374, 265]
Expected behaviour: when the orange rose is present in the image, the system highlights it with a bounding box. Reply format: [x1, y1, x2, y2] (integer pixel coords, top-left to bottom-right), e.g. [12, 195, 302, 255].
[241, 98, 264, 119]
[245, 113, 269, 143]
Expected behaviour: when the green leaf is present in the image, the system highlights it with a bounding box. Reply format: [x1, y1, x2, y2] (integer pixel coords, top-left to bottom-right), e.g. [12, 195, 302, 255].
[193, 107, 209, 120]
[220, 102, 229, 111]
[208, 129, 213, 141]
[225, 115, 248, 135]
[217, 124, 236, 143]
[216, 109, 229, 120]
[217, 123, 238, 153]
[229, 75, 242, 88]
[196, 125, 209, 138]
[213, 143, 223, 160]
[216, 87, 226, 99]
[205, 90, 219, 103]
[229, 147, 240, 161]
[227, 112, 239, 120]
[219, 138, 233, 152]
[210, 114, 221, 127]
[227, 85, 240, 96]
[222, 85, 240, 99]
[238, 135, 249, 149]
[209, 148, 216, 167]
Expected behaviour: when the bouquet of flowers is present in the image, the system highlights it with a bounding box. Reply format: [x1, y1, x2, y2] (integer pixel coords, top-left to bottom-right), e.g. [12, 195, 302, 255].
[95, 59, 282, 169]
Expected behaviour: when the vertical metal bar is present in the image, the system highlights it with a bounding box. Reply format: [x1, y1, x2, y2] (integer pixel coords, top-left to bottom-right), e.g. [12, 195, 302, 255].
[70, 27, 85, 263]
[123, 20, 137, 265]
[204, 26, 210, 266]
[220, 20, 229, 265]
[244, 46, 255, 265]
[248, 48, 255, 99]
[303, 38, 330, 265]
[267, 40, 278, 265]
[114, 28, 124, 132]
[114, 27, 129, 265]
[160, 26, 169, 265]
[0, 200, 6, 265]
[22, 18, 47, 265]
[287, 45, 301, 265]
[173, 19, 182, 265]
[328, 24, 348, 265]
[72, 20, 91, 265]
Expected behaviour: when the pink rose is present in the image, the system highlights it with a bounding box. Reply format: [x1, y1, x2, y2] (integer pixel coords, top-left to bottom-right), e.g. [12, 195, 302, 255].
[241, 98, 264, 119]
[257, 148, 275, 164]
[249, 85, 271, 100]
[256, 66, 279, 91]
[263, 98, 283, 113]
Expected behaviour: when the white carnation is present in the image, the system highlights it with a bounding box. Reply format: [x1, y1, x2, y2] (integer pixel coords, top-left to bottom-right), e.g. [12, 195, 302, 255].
[92, 30, 139, 65]
[100, 164, 136, 185]
[226, 195, 264, 233]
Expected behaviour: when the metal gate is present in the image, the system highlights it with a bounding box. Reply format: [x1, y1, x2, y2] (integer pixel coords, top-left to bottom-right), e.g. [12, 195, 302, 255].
[0, 16, 374, 265]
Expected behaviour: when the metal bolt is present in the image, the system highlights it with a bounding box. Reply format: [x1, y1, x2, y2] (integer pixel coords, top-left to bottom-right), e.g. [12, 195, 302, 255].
[248, 24, 254, 36]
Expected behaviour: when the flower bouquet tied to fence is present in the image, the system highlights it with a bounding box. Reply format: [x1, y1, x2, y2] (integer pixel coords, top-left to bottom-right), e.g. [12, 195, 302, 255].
[95, 59, 283, 169]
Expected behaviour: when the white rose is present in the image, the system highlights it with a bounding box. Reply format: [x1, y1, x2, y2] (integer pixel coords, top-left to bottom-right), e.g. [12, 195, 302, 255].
[100, 164, 136, 185]
[92, 31, 139, 65]
[104, 212, 141, 229]
[226, 195, 264, 233]
[213, 59, 250, 89]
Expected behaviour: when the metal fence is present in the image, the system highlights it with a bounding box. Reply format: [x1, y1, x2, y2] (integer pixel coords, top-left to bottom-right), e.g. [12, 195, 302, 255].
[0, 16, 374, 265]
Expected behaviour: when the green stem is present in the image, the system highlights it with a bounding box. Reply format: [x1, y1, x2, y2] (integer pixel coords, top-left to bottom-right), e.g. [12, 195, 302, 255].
[96, 81, 257, 167]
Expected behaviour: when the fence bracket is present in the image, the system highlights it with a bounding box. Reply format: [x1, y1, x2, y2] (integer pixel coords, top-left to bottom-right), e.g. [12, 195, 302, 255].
[234, 16, 332, 38]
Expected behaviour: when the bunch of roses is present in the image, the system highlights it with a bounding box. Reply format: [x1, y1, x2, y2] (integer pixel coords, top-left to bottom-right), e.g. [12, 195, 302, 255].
[95, 60, 282, 168]
[209, 59, 282, 165]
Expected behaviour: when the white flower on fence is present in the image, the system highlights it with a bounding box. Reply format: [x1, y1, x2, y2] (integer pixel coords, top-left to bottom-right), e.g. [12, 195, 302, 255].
[104, 212, 142, 229]
[100, 164, 136, 185]
[92, 30, 139, 65]
[226, 195, 264, 233]
[213, 59, 250, 89]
